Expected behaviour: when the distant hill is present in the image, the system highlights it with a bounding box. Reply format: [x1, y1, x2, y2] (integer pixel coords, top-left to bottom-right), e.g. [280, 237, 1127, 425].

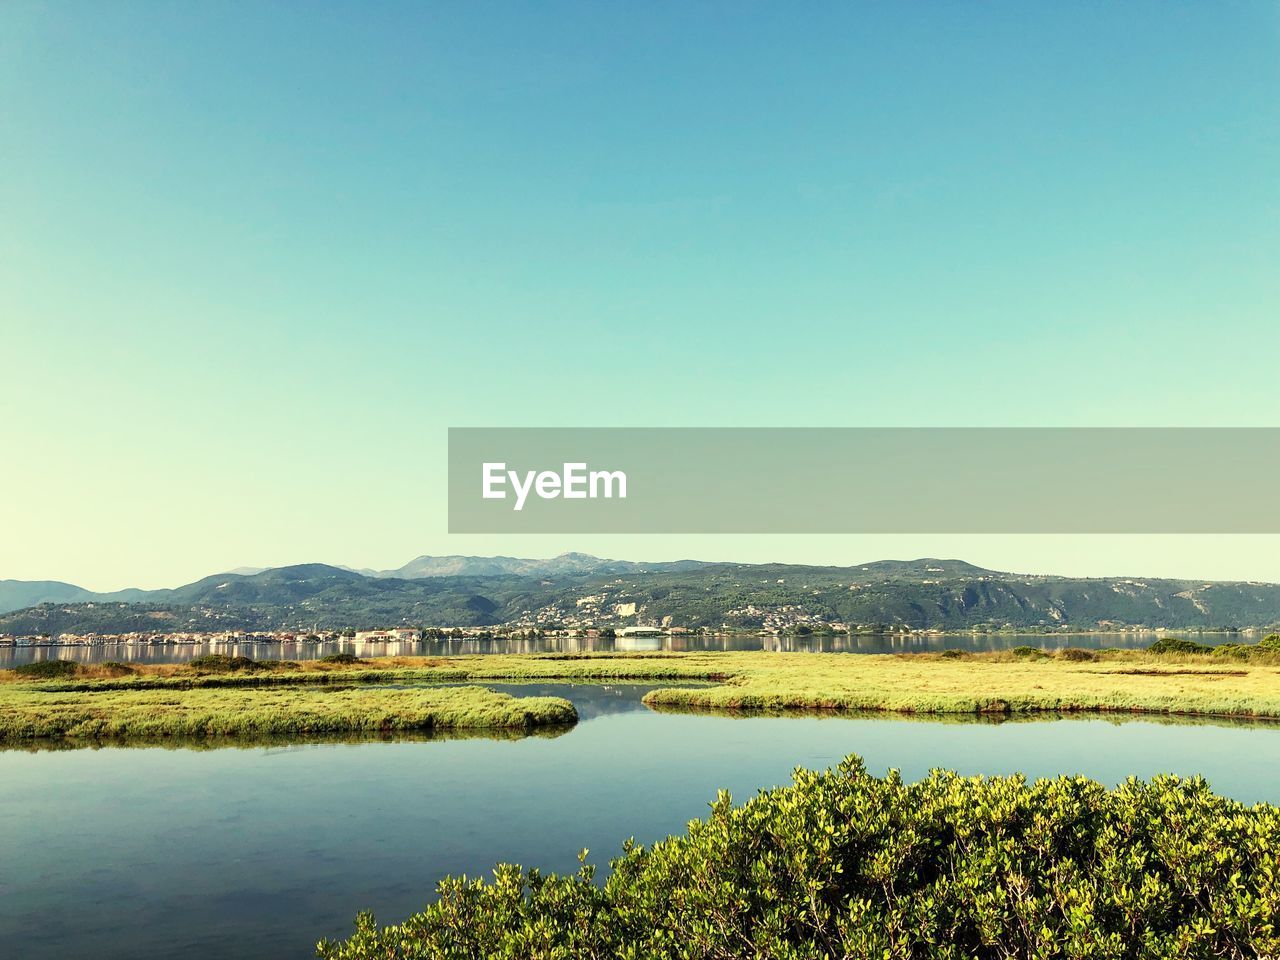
[3, 556, 1280, 636]
[0, 579, 150, 615]
[0, 580, 98, 613]
[361, 552, 712, 579]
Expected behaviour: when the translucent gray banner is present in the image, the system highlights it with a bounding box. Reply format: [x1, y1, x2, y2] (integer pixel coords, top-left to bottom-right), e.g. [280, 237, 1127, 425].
[448, 428, 1280, 533]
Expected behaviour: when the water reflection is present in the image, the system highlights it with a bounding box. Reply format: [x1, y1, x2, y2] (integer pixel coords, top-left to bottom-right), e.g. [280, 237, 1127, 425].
[0, 722, 575, 754]
[643, 700, 1280, 729]
[0, 629, 1231, 667]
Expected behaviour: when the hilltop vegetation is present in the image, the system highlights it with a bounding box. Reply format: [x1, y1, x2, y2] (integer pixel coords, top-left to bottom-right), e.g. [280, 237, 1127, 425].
[4, 558, 1280, 634]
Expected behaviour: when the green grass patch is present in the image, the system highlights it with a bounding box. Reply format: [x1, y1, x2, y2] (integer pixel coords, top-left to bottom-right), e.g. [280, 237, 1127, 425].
[638, 651, 1280, 719]
[0, 684, 576, 742]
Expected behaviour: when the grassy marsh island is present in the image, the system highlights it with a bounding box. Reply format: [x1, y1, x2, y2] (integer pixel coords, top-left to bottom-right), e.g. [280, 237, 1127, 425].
[638, 650, 1280, 719]
[0, 682, 577, 742]
[5, 637, 1280, 738]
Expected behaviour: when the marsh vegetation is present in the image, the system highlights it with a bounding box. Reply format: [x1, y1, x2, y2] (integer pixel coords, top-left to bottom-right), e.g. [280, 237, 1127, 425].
[318, 754, 1280, 959]
[0, 683, 576, 741]
[5, 637, 1280, 744]
[9, 639, 1280, 715]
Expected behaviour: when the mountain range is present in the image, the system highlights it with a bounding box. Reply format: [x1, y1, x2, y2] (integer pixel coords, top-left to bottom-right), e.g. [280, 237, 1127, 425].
[3, 555, 1280, 636]
[0, 553, 704, 615]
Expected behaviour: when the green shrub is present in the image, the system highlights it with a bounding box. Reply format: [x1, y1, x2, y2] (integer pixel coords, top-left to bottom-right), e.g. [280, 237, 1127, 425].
[187, 654, 233, 672]
[320, 652, 363, 665]
[1257, 633, 1280, 652]
[11, 659, 79, 679]
[317, 756, 1280, 960]
[1148, 636, 1212, 655]
[187, 654, 263, 673]
[1010, 645, 1041, 658]
[1058, 647, 1096, 662]
[938, 648, 966, 659]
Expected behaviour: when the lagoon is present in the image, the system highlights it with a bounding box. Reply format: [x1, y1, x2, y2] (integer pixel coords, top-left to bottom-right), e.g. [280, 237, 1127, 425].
[3, 683, 1279, 959]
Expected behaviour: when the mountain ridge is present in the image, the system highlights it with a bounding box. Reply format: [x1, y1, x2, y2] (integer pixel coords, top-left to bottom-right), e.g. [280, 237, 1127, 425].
[350, 552, 717, 579]
[0, 553, 720, 613]
[3, 556, 1280, 635]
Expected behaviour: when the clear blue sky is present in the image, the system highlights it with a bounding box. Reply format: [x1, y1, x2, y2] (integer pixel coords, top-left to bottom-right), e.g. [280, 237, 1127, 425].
[2, 2, 1278, 589]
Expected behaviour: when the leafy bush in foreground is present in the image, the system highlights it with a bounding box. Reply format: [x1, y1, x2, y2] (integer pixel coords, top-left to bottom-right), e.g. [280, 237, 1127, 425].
[187, 654, 263, 673]
[318, 756, 1280, 960]
[1057, 646, 1096, 661]
[320, 652, 363, 664]
[11, 659, 79, 678]
[1149, 637, 1213, 655]
[1150, 635, 1280, 660]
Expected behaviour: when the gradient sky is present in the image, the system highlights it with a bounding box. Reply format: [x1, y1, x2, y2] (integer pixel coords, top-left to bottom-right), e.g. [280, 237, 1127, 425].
[3, 2, 1278, 590]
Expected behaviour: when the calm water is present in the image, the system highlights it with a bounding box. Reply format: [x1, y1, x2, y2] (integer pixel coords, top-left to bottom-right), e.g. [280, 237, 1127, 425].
[0, 630, 1236, 666]
[3, 683, 1279, 960]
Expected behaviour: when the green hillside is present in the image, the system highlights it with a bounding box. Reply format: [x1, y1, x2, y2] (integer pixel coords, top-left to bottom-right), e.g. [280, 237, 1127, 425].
[3, 558, 1280, 634]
